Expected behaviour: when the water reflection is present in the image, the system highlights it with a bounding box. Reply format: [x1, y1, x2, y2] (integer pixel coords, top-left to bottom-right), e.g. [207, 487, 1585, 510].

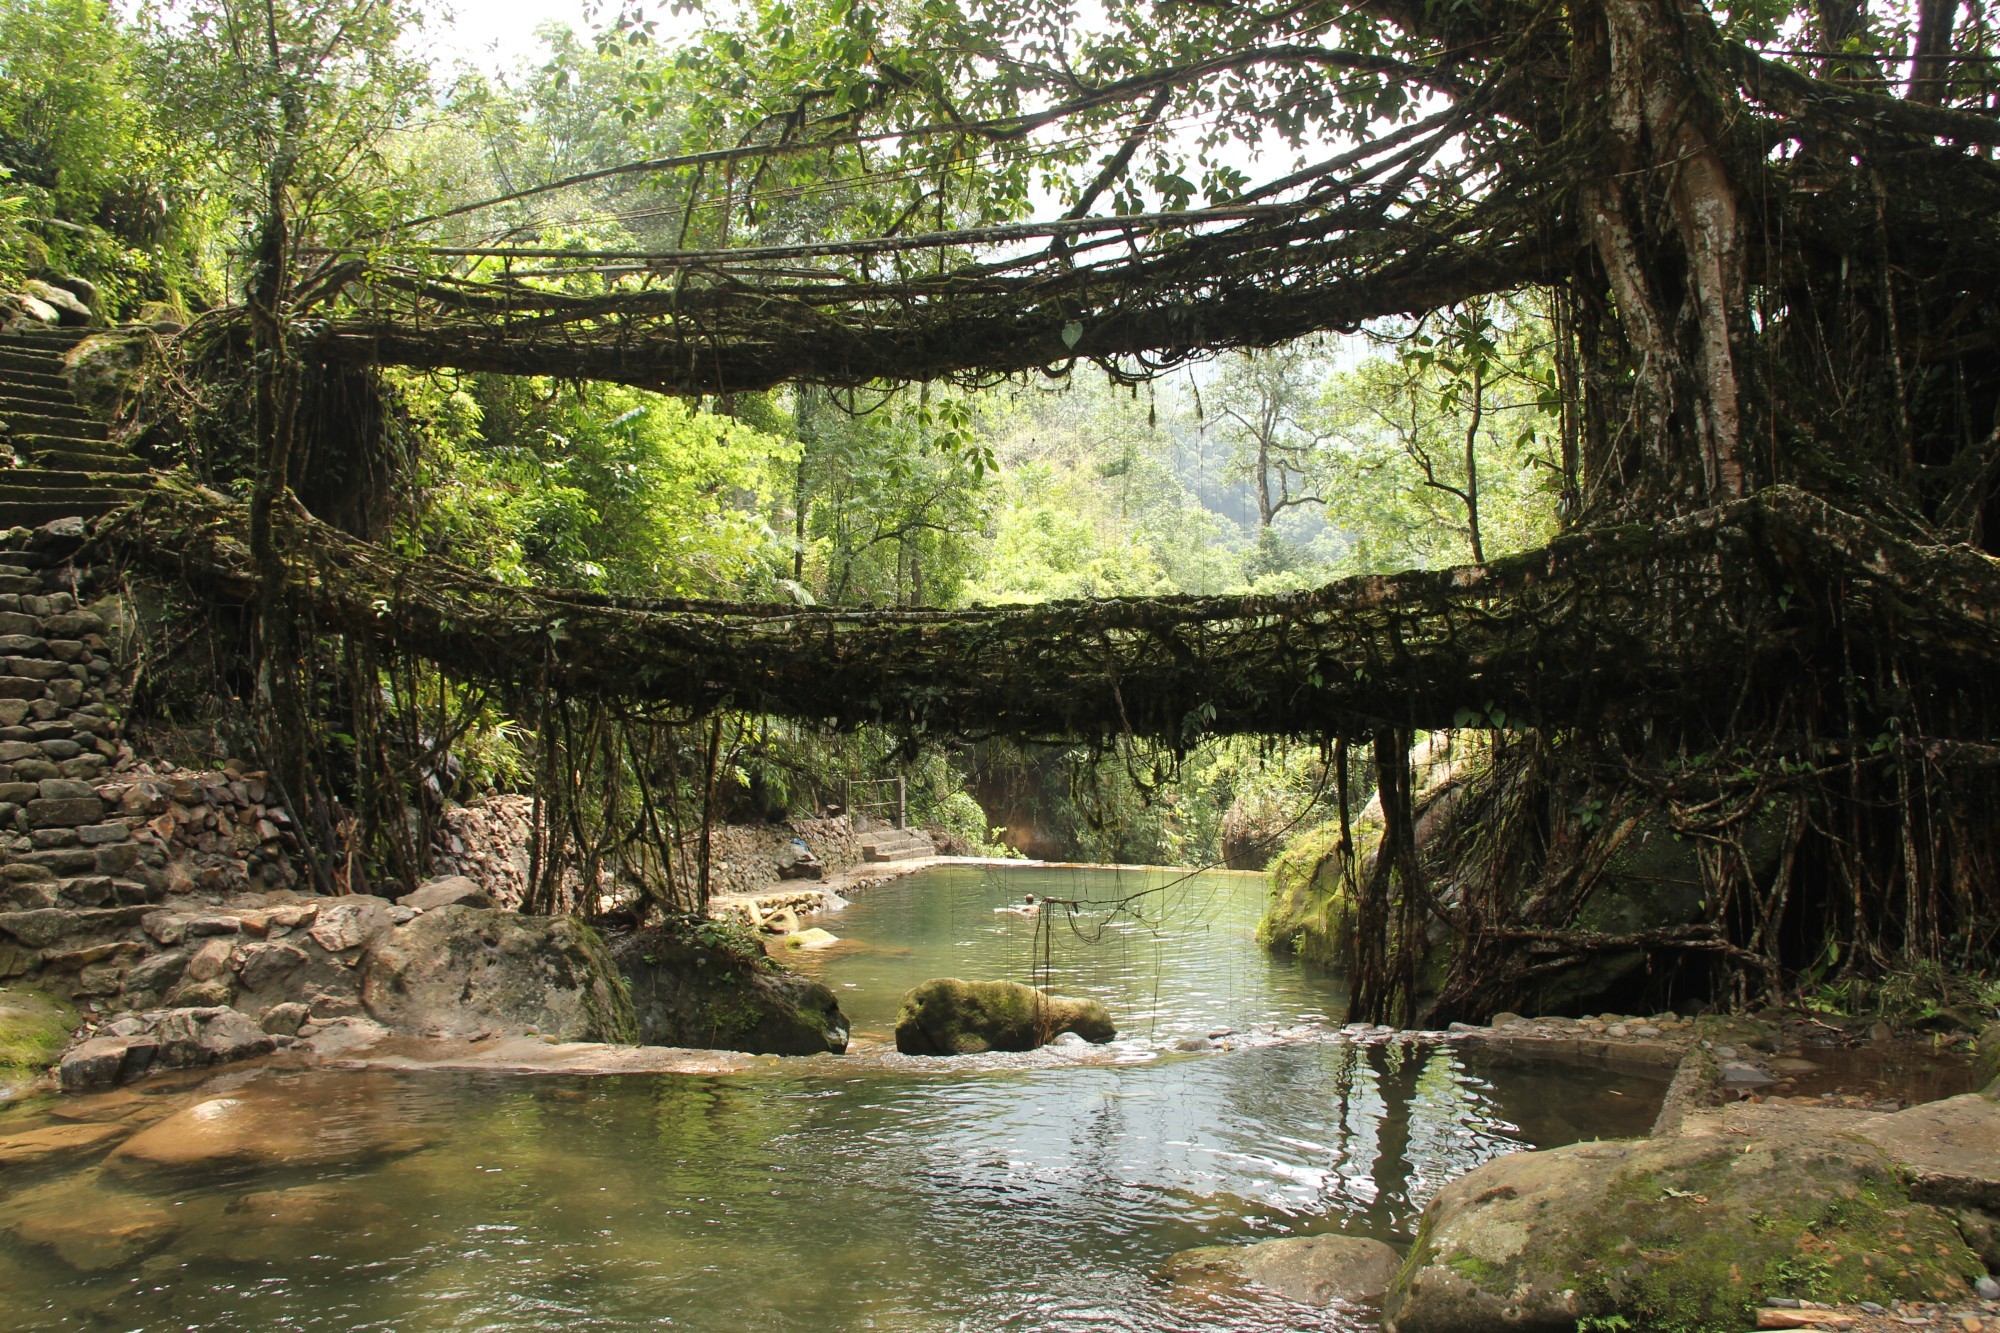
[0, 868, 1665, 1332]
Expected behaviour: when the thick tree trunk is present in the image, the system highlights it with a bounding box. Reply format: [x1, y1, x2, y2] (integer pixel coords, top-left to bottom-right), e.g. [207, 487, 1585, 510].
[1578, 0, 1748, 507]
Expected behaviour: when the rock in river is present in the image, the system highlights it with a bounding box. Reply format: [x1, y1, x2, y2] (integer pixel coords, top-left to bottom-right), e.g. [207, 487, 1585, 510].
[894, 977, 1115, 1055]
[612, 920, 848, 1055]
[1384, 1132, 1985, 1332]
[0, 1175, 181, 1271]
[1165, 1234, 1403, 1307]
[105, 1074, 433, 1179]
[359, 904, 637, 1043]
[0, 1119, 127, 1167]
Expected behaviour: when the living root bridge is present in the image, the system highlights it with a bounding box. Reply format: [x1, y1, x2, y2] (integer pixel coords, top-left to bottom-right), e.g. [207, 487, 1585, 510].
[98, 483, 2000, 742]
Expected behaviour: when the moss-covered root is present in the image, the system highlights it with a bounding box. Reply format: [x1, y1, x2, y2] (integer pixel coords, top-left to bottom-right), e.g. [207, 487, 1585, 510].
[0, 985, 77, 1072]
[1385, 1134, 1984, 1333]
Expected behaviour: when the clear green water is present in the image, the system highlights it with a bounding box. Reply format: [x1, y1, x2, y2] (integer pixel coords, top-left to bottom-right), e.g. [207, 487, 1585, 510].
[0, 867, 1665, 1332]
[789, 863, 1345, 1042]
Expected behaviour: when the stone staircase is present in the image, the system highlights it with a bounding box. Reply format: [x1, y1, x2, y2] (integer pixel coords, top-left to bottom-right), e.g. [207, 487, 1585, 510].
[858, 824, 932, 863]
[0, 328, 153, 529]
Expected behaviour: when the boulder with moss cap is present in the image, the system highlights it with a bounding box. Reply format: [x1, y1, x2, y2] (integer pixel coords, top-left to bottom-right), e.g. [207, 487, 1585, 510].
[894, 977, 1114, 1055]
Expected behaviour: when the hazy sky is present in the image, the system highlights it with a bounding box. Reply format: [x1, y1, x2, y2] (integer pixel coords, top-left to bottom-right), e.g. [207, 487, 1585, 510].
[427, 0, 703, 74]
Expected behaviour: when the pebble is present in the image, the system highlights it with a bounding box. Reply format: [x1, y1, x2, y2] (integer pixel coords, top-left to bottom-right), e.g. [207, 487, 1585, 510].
[1980, 1277, 2000, 1301]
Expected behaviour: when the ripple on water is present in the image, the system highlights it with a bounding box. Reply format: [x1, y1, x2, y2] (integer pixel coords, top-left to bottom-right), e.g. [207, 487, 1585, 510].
[0, 866, 1666, 1332]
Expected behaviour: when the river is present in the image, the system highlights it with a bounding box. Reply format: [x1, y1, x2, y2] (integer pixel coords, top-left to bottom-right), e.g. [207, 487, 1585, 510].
[0, 864, 1666, 1330]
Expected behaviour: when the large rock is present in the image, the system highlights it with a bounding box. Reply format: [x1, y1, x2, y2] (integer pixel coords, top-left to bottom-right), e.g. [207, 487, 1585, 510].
[1165, 1234, 1402, 1307]
[59, 1033, 156, 1090]
[20, 279, 89, 326]
[63, 330, 147, 418]
[397, 875, 492, 911]
[612, 920, 848, 1056]
[893, 978, 1114, 1055]
[307, 895, 396, 954]
[359, 904, 637, 1043]
[1850, 1092, 2000, 1210]
[1384, 1134, 1984, 1333]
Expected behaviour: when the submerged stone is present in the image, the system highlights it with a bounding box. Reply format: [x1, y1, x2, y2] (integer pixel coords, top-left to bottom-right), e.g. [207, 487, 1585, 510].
[1164, 1234, 1402, 1307]
[893, 978, 1114, 1055]
[0, 1119, 126, 1167]
[106, 1076, 433, 1179]
[1, 1176, 181, 1271]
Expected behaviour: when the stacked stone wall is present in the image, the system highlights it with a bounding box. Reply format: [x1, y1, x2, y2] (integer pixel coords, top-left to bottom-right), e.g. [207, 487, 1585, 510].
[429, 796, 867, 904]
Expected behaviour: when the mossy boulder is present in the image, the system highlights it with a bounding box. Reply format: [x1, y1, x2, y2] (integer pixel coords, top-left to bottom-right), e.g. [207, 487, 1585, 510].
[63, 331, 147, 419]
[611, 918, 848, 1056]
[1257, 815, 1375, 970]
[0, 984, 76, 1071]
[1385, 1133, 1983, 1333]
[359, 905, 638, 1044]
[893, 977, 1114, 1055]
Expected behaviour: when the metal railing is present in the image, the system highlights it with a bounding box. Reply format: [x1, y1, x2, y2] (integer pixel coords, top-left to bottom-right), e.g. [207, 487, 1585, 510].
[845, 776, 907, 829]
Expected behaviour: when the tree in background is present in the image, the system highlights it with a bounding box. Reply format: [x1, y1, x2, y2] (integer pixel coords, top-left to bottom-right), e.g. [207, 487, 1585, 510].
[1321, 301, 1562, 574]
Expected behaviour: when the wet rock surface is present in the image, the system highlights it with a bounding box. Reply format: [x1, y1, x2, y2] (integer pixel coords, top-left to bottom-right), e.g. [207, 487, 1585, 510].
[893, 977, 1115, 1055]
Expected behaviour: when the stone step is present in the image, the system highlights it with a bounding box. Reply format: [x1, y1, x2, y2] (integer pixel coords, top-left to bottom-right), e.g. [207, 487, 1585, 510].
[7, 433, 121, 456]
[0, 355, 65, 382]
[0, 371, 68, 396]
[860, 826, 929, 843]
[0, 500, 123, 528]
[4, 469, 155, 490]
[24, 448, 149, 475]
[0, 413, 103, 442]
[0, 385, 82, 411]
[0, 328, 89, 351]
[0, 478, 145, 499]
[862, 843, 931, 863]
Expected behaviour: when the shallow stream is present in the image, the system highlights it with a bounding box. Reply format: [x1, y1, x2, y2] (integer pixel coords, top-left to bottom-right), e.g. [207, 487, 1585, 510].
[0, 865, 1667, 1331]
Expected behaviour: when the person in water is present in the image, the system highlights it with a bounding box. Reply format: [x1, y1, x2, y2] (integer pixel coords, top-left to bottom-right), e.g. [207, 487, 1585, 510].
[995, 893, 1040, 917]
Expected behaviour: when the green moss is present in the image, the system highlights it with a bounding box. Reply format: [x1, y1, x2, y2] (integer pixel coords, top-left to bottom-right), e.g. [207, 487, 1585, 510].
[1447, 1255, 1505, 1284]
[568, 920, 640, 1044]
[0, 985, 77, 1069]
[1257, 815, 1376, 969]
[1560, 1150, 1980, 1332]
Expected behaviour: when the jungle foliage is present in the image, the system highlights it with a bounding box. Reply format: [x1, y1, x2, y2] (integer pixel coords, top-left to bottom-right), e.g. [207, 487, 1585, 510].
[18, 0, 2000, 1022]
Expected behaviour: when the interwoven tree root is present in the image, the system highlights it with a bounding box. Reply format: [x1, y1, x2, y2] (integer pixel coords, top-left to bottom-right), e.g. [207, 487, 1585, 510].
[94, 481, 2000, 746]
